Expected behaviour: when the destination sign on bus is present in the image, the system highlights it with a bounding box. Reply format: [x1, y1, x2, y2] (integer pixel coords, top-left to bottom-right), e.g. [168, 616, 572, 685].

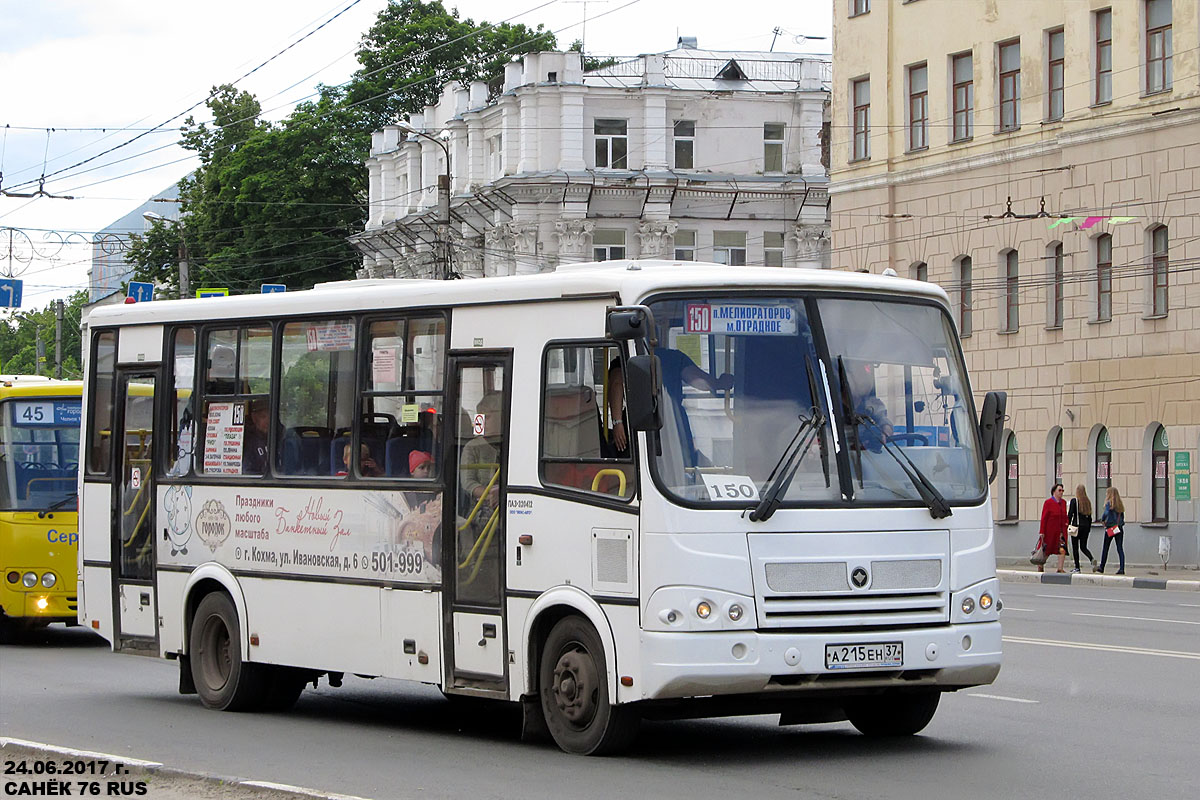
[11, 400, 82, 427]
[685, 302, 798, 335]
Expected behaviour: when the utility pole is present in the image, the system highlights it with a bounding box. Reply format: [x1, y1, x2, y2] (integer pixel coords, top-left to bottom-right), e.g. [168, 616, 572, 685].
[178, 239, 190, 298]
[436, 172, 451, 281]
[54, 299, 63, 379]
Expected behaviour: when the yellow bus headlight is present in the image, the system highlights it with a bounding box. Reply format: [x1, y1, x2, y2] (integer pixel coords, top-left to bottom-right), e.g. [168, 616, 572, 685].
[41, 572, 57, 588]
[22, 572, 38, 588]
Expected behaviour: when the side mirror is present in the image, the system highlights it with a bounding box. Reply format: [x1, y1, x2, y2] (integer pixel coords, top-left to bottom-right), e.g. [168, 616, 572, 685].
[623, 354, 662, 432]
[606, 305, 658, 345]
[978, 391, 1007, 462]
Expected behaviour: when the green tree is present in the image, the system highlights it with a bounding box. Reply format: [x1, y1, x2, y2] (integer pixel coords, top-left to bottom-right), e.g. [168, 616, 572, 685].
[0, 291, 88, 378]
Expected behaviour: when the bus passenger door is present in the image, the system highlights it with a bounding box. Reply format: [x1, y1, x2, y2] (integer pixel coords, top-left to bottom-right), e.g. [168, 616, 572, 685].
[445, 355, 511, 690]
[111, 371, 158, 652]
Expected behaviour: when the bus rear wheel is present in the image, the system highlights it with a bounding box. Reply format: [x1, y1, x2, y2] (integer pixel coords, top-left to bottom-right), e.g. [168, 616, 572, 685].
[538, 616, 638, 755]
[189, 592, 264, 711]
[844, 691, 940, 737]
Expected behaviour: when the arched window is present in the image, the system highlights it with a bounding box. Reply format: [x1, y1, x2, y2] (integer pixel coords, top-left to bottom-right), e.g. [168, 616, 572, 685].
[912, 261, 928, 282]
[1005, 433, 1019, 520]
[1095, 426, 1111, 508]
[958, 256, 973, 336]
[1151, 425, 1169, 522]
[1054, 429, 1063, 485]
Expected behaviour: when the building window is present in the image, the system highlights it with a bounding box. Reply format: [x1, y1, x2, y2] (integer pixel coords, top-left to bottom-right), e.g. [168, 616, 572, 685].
[594, 119, 628, 168]
[998, 40, 1021, 131]
[674, 230, 696, 261]
[593, 229, 626, 261]
[851, 0, 870, 16]
[1048, 242, 1064, 328]
[713, 231, 747, 266]
[487, 134, 503, 178]
[673, 120, 695, 169]
[951, 52, 974, 141]
[852, 78, 870, 160]
[1096, 234, 1112, 321]
[908, 63, 928, 150]
[958, 256, 973, 337]
[1047, 28, 1065, 121]
[1005, 433, 1019, 520]
[1150, 424, 1169, 522]
[1095, 8, 1113, 104]
[763, 123, 785, 172]
[764, 232, 785, 267]
[1145, 0, 1173, 94]
[912, 261, 927, 282]
[1004, 249, 1019, 332]
[1151, 225, 1168, 316]
[1054, 429, 1063, 485]
[1095, 426, 1112, 507]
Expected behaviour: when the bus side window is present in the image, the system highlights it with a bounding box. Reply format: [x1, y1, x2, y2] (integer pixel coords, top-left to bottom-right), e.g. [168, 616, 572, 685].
[277, 319, 354, 477]
[168, 327, 196, 477]
[86, 330, 117, 477]
[540, 343, 634, 499]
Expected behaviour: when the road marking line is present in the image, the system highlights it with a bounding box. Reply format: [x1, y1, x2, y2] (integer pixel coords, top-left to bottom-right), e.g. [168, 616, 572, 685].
[0, 737, 163, 768]
[241, 781, 373, 800]
[1181, 603, 1200, 608]
[1000, 606, 1034, 612]
[1072, 612, 1200, 626]
[1035, 594, 1151, 604]
[967, 693, 1039, 704]
[1003, 635, 1200, 661]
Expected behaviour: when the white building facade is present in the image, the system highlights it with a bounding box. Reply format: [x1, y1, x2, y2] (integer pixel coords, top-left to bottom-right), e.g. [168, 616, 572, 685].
[352, 46, 832, 278]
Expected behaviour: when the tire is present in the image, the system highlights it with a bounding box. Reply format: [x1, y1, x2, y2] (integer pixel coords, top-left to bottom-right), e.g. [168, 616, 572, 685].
[259, 666, 308, 712]
[538, 616, 639, 755]
[844, 691, 940, 737]
[189, 592, 264, 711]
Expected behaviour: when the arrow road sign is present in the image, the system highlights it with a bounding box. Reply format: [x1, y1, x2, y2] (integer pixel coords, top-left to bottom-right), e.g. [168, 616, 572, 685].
[127, 281, 154, 302]
[0, 278, 23, 308]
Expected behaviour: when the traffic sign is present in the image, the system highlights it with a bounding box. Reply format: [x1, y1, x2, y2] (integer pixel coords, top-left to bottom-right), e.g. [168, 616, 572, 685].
[127, 281, 154, 302]
[196, 288, 229, 298]
[0, 278, 22, 308]
[261, 284, 286, 293]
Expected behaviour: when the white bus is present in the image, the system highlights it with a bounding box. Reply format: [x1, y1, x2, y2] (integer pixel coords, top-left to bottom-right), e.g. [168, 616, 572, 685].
[78, 262, 1007, 754]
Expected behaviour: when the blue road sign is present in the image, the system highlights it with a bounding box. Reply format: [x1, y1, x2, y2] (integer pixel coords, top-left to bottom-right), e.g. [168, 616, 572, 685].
[261, 284, 286, 293]
[0, 278, 23, 308]
[196, 288, 229, 298]
[127, 281, 154, 303]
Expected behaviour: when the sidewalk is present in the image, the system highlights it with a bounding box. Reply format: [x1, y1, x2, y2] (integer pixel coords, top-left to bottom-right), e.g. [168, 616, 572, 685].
[996, 557, 1200, 591]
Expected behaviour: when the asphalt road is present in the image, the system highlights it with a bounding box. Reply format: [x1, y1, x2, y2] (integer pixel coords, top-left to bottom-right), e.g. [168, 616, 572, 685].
[2, 583, 1197, 800]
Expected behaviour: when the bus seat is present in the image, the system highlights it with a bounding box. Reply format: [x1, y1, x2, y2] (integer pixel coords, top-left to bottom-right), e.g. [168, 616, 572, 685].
[385, 435, 417, 477]
[281, 427, 331, 475]
[543, 386, 601, 460]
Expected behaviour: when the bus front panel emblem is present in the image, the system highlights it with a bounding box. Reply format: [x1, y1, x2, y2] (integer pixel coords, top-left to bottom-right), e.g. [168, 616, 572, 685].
[850, 567, 869, 588]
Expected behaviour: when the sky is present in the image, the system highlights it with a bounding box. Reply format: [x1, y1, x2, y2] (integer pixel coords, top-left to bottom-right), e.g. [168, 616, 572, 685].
[0, 0, 832, 312]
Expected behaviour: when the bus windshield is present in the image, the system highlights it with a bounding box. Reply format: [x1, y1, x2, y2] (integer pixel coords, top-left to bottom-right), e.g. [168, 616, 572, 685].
[645, 294, 986, 509]
[0, 398, 81, 511]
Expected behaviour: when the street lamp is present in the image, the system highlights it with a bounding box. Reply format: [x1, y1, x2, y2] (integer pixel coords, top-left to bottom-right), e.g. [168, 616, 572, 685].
[397, 121, 454, 280]
[143, 211, 190, 298]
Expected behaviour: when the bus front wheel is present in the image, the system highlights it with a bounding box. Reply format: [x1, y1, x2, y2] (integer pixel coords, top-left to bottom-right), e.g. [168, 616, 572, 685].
[844, 690, 940, 736]
[538, 616, 638, 755]
[189, 592, 264, 711]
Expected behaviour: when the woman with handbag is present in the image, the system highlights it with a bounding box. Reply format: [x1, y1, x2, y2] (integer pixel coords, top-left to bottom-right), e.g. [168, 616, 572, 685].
[1098, 486, 1126, 575]
[1037, 483, 1069, 573]
[1068, 484, 1098, 573]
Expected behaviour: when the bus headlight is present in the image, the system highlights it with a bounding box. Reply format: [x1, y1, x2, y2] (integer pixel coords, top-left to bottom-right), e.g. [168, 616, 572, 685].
[22, 572, 38, 588]
[6, 571, 18, 584]
[41, 572, 57, 588]
[696, 601, 712, 620]
[36, 597, 49, 611]
[728, 603, 744, 622]
[960, 596, 975, 615]
[979, 593, 993, 611]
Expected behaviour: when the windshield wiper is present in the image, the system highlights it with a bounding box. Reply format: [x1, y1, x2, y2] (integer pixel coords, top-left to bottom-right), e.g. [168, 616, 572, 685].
[836, 357, 952, 520]
[38, 493, 77, 518]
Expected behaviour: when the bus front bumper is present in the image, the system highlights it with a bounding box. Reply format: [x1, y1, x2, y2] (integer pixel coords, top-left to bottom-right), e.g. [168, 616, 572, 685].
[0, 586, 77, 624]
[636, 622, 1001, 701]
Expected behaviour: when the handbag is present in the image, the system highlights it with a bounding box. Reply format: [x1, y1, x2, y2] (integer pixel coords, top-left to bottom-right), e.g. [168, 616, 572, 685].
[1067, 524, 1079, 537]
[1106, 525, 1121, 538]
[1030, 536, 1048, 565]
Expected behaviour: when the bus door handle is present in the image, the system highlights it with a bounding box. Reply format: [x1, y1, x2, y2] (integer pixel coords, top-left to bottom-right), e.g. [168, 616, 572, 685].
[479, 622, 497, 646]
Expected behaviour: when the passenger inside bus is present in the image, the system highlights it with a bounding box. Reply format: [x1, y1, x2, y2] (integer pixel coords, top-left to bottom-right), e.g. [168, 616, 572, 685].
[339, 443, 381, 477]
[842, 360, 893, 452]
[461, 392, 502, 509]
[242, 398, 270, 474]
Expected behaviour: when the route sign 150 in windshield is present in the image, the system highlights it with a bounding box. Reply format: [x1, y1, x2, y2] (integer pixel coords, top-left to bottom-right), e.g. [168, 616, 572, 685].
[685, 302, 798, 335]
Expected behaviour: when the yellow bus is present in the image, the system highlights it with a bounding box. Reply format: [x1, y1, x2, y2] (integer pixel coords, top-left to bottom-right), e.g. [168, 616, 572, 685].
[0, 375, 83, 641]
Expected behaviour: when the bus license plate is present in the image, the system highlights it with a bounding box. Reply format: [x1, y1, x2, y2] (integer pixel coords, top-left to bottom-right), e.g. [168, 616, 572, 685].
[824, 642, 903, 670]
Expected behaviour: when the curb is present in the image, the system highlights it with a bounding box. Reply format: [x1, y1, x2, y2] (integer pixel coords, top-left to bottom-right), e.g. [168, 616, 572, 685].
[0, 738, 372, 800]
[997, 569, 1200, 592]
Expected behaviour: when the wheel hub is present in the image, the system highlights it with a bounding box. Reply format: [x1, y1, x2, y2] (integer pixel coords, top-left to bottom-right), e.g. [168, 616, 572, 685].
[553, 648, 597, 725]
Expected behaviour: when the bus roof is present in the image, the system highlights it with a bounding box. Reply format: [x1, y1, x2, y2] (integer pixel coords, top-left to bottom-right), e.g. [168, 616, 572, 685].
[85, 262, 951, 326]
[0, 376, 84, 399]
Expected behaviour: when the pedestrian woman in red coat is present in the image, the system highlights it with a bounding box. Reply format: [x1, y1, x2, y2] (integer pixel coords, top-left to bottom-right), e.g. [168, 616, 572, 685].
[1038, 482, 1069, 573]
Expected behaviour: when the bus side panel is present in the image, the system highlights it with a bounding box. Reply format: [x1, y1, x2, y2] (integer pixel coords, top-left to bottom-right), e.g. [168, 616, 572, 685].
[381, 588, 443, 683]
[608, 603, 642, 704]
[239, 578, 384, 676]
[81, 565, 114, 644]
[80, 483, 111, 564]
[947, 505, 997, 590]
[157, 569, 188, 655]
